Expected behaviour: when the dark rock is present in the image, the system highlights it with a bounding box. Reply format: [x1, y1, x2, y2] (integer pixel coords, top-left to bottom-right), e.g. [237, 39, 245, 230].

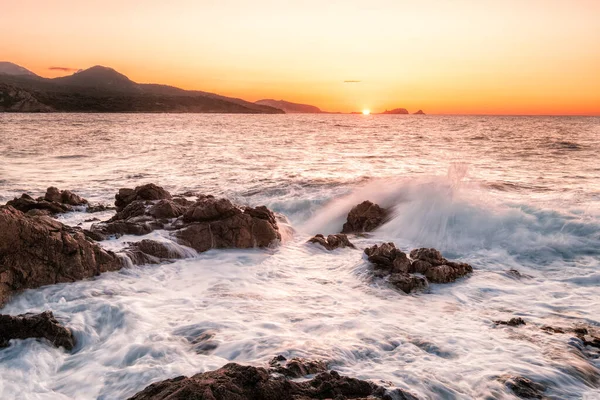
[506, 269, 532, 279]
[89, 219, 158, 240]
[7, 193, 70, 214]
[308, 233, 356, 250]
[0, 311, 74, 350]
[147, 199, 187, 219]
[364, 243, 472, 293]
[342, 200, 389, 233]
[414, 110, 425, 115]
[0, 205, 123, 307]
[495, 318, 526, 327]
[115, 183, 172, 211]
[86, 204, 114, 213]
[541, 326, 565, 334]
[45, 186, 88, 206]
[26, 209, 52, 217]
[187, 330, 219, 355]
[128, 360, 418, 400]
[268, 356, 327, 378]
[125, 240, 185, 265]
[409, 248, 473, 283]
[174, 200, 280, 253]
[499, 375, 545, 399]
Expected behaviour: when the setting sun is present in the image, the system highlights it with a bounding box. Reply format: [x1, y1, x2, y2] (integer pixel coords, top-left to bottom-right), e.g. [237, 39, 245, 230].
[362, 109, 370, 115]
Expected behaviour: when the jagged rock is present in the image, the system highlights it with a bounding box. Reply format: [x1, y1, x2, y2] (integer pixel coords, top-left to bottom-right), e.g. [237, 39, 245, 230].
[0, 311, 74, 350]
[409, 248, 473, 283]
[308, 234, 356, 250]
[115, 183, 172, 211]
[499, 375, 545, 399]
[269, 356, 328, 378]
[364, 243, 472, 293]
[125, 240, 185, 265]
[342, 200, 388, 233]
[174, 201, 280, 253]
[148, 199, 187, 219]
[495, 318, 526, 327]
[7, 193, 70, 214]
[128, 360, 418, 400]
[0, 205, 123, 307]
[44, 186, 88, 206]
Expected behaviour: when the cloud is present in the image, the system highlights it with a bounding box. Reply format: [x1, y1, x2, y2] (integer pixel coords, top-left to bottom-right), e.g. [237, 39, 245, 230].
[343, 80, 361, 83]
[48, 66, 79, 72]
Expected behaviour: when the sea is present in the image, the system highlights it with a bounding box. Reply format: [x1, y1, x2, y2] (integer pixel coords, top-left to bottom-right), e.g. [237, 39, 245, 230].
[0, 113, 599, 399]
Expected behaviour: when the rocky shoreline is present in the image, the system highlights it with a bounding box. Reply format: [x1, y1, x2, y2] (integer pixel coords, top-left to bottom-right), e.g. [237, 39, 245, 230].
[1, 183, 597, 399]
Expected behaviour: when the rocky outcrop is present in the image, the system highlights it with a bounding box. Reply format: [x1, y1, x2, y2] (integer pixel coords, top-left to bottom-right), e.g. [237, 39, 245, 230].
[115, 183, 173, 211]
[308, 234, 356, 250]
[0, 205, 123, 307]
[128, 359, 418, 400]
[413, 110, 425, 115]
[364, 243, 472, 293]
[381, 108, 409, 115]
[89, 185, 282, 253]
[6, 187, 90, 215]
[342, 201, 388, 233]
[125, 240, 186, 265]
[0, 311, 74, 350]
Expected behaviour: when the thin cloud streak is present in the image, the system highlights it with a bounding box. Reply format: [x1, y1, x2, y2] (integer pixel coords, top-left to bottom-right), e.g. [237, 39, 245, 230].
[343, 80, 361, 83]
[48, 66, 78, 72]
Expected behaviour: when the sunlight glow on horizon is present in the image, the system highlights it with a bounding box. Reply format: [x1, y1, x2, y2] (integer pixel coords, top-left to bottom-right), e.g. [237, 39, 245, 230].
[362, 109, 371, 115]
[1, 0, 599, 115]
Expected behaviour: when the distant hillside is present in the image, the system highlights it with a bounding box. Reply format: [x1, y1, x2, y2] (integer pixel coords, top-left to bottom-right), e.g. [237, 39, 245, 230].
[255, 99, 322, 113]
[0, 63, 283, 114]
[0, 62, 38, 77]
[381, 108, 409, 115]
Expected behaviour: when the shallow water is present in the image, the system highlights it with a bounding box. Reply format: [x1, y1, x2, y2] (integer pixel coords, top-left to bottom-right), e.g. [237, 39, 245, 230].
[1, 113, 599, 399]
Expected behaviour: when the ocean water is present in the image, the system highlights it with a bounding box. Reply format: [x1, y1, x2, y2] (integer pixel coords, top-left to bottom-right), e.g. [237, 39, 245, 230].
[0, 113, 599, 399]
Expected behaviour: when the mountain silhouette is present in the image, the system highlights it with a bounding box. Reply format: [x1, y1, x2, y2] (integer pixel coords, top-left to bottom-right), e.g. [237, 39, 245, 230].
[0, 62, 38, 77]
[255, 99, 322, 113]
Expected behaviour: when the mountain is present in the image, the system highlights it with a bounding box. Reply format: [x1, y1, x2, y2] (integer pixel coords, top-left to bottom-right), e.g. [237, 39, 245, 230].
[0, 62, 38, 77]
[0, 63, 283, 114]
[255, 99, 322, 113]
[381, 108, 409, 115]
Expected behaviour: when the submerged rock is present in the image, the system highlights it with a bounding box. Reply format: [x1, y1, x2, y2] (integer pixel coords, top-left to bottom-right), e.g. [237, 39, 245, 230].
[342, 200, 388, 233]
[364, 243, 472, 293]
[308, 233, 356, 250]
[0, 311, 74, 350]
[499, 375, 545, 399]
[128, 360, 418, 400]
[0, 205, 123, 307]
[495, 317, 526, 327]
[125, 239, 187, 265]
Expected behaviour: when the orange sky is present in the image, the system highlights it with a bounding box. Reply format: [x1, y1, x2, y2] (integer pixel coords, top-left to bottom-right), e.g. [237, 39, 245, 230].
[1, 0, 599, 114]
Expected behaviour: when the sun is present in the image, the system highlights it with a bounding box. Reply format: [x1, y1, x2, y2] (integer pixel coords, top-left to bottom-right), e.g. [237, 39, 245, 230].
[362, 109, 371, 115]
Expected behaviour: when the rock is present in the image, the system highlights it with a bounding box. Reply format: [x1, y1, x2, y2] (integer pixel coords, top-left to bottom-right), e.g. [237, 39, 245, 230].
[268, 356, 328, 378]
[0, 311, 74, 350]
[499, 375, 545, 399]
[89, 219, 159, 240]
[409, 248, 473, 283]
[44, 186, 88, 206]
[495, 317, 526, 327]
[308, 234, 356, 250]
[174, 201, 280, 253]
[363, 243, 472, 293]
[413, 110, 425, 115]
[7, 193, 70, 214]
[187, 330, 219, 355]
[147, 199, 187, 219]
[86, 204, 114, 213]
[115, 183, 172, 211]
[506, 269, 532, 279]
[128, 360, 418, 400]
[342, 201, 389, 233]
[125, 240, 185, 265]
[0, 205, 123, 307]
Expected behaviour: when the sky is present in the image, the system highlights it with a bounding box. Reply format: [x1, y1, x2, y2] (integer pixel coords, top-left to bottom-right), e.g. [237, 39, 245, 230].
[1, 0, 599, 114]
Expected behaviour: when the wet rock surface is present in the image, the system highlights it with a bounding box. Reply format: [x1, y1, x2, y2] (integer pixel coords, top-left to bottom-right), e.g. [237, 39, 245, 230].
[495, 317, 526, 327]
[0, 205, 123, 307]
[115, 183, 172, 211]
[364, 243, 472, 293]
[125, 239, 186, 265]
[128, 359, 418, 400]
[499, 375, 546, 399]
[308, 233, 356, 250]
[0, 311, 74, 350]
[342, 200, 388, 233]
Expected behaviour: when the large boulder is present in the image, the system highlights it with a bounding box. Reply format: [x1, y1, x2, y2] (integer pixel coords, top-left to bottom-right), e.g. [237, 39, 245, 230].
[0, 311, 74, 350]
[342, 201, 388, 233]
[364, 243, 472, 293]
[115, 183, 172, 211]
[128, 359, 418, 400]
[174, 203, 281, 253]
[0, 205, 123, 307]
[308, 234, 356, 250]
